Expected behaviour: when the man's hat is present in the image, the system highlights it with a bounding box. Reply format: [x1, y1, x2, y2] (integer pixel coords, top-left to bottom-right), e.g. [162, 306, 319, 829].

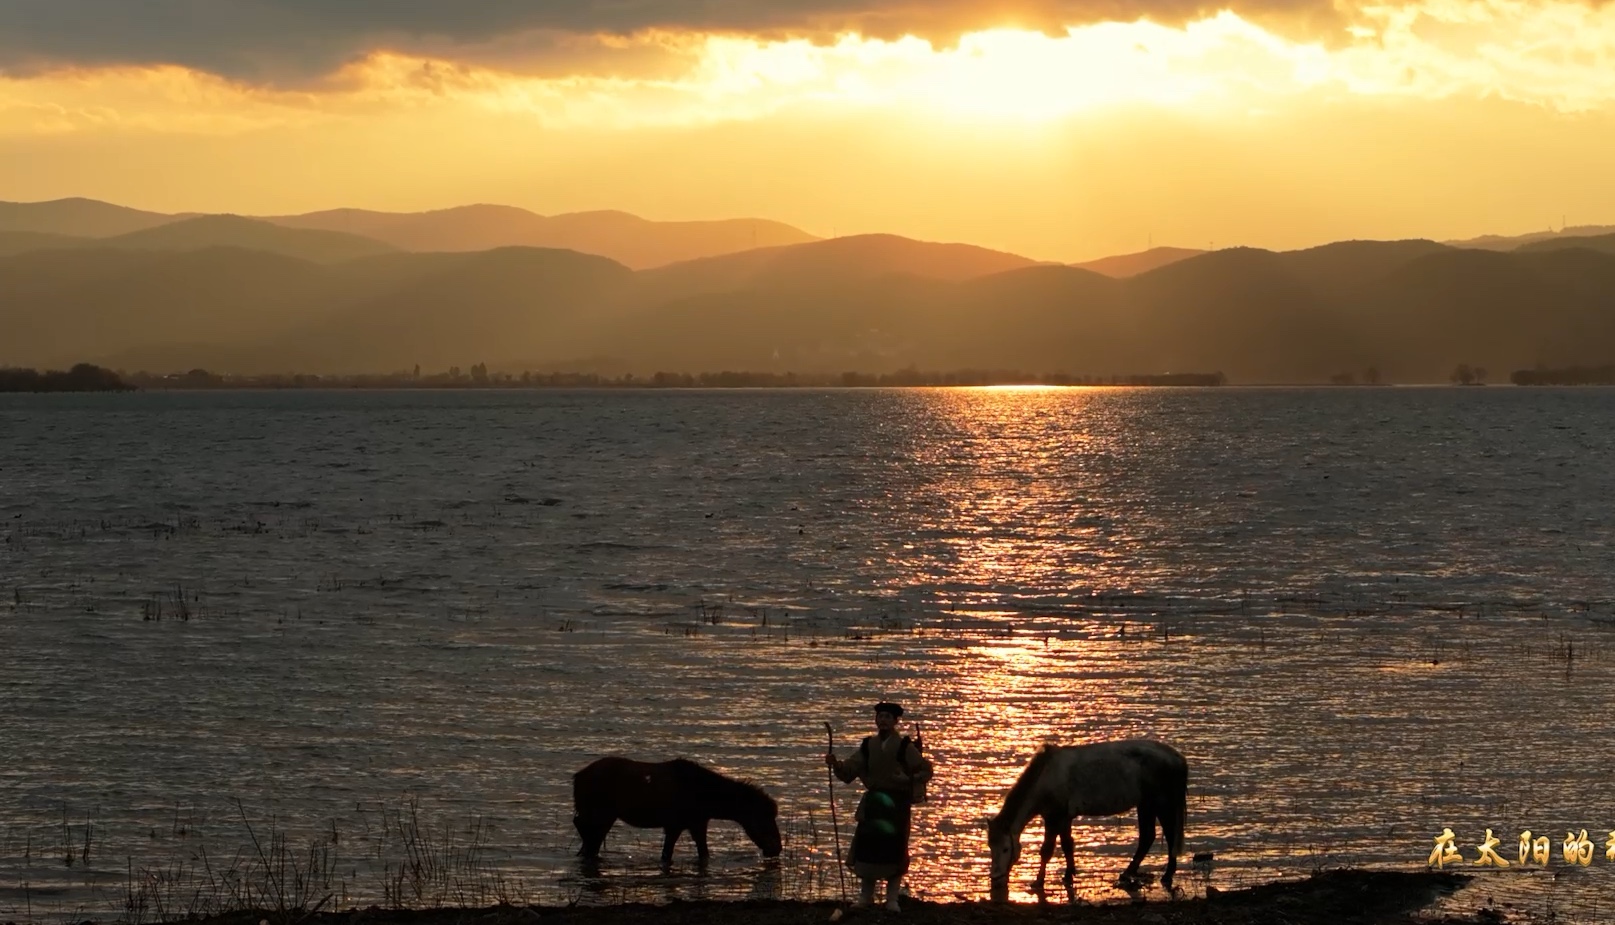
[873, 701, 904, 717]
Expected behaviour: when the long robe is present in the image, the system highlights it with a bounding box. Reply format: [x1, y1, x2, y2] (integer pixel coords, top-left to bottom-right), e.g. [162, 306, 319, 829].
[833, 732, 934, 879]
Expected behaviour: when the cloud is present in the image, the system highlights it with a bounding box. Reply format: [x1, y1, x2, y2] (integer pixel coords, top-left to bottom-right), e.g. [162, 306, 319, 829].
[4, 0, 1614, 142]
[0, 0, 1342, 82]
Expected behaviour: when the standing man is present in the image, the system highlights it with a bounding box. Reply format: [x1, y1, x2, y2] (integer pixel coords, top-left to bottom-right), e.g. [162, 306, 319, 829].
[826, 701, 934, 911]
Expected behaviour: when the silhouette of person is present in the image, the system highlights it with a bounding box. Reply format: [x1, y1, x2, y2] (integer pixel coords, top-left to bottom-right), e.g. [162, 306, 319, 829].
[825, 701, 933, 911]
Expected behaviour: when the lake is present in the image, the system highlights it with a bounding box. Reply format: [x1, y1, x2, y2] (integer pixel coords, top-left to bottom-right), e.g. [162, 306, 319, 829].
[3, 386, 1614, 922]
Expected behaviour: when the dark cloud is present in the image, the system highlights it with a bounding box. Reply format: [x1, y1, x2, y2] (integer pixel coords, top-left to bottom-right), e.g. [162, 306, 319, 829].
[0, 0, 1334, 82]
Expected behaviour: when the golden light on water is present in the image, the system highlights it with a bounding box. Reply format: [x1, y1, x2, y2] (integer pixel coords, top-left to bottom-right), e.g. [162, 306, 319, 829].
[903, 387, 1111, 601]
[884, 388, 1186, 903]
[968, 384, 1073, 391]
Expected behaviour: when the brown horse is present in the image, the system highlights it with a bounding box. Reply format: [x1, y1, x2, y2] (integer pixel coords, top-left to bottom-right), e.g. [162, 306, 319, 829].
[573, 756, 783, 865]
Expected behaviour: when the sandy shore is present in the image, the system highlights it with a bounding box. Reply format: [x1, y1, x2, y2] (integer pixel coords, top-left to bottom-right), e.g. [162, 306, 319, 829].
[80, 869, 1538, 925]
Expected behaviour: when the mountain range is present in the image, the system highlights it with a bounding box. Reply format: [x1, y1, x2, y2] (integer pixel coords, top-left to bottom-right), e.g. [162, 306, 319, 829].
[4, 197, 1615, 384]
[0, 198, 817, 269]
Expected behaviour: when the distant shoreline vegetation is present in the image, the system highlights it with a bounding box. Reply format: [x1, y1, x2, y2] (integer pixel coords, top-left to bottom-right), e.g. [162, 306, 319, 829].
[1511, 365, 1615, 386]
[0, 363, 135, 392]
[121, 368, 1230, 390]
[15, 364, 1615, 390]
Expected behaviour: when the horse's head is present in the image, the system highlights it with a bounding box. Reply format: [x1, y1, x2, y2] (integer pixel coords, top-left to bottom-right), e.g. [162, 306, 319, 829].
[986, 813, 1021, 885]
[739, 796, 783, 858]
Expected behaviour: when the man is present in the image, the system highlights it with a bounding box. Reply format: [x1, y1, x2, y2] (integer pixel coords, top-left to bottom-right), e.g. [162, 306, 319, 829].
[826, 701, 934, 911]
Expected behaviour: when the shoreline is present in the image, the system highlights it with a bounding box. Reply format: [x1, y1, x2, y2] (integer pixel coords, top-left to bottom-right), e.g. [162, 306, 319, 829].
[28, 870, 1536, 925]
[23, 382, 1615, 394]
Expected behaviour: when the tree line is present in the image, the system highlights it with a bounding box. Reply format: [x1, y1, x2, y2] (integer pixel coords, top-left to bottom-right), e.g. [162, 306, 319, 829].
[119, 368, 1229, 390]
[0, 364, 135, 392]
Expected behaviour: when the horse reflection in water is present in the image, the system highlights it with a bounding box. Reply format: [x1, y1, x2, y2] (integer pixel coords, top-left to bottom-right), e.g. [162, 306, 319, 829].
[987, 740, 1188, 900]
[573, 756, 783, 869]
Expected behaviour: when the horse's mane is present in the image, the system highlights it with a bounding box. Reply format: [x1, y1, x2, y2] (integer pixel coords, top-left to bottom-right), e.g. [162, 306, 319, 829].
[995, 745, 1057, 827]
[667, 758, 779, 813]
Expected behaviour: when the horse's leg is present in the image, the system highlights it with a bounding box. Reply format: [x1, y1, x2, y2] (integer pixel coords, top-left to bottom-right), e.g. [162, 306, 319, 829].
[690, 820, 711, 863]
[575, 814, 614, 859]
[1036, 819, 1056, 889]
[1122, 802, 1156, 881]
[661, 827, 682, 867]
[573, 815, 589, 855]
[1059, 819, 1075, 883]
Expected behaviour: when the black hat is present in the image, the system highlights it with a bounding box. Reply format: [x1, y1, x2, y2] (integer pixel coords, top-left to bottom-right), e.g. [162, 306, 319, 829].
[873, 702, 904, 717]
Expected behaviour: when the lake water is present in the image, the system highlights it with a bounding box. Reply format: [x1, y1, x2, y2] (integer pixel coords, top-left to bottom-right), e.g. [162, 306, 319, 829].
[3, 386, 1615, 923]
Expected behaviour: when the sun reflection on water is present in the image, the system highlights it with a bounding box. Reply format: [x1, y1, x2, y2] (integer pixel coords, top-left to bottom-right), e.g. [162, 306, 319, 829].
[881, 388, 1207, 904]
[897, 388, 1118, 609]
[966, 384, 1078, 391]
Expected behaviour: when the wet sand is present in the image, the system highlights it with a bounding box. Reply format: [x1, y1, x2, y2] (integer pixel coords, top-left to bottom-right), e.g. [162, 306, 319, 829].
[87, 870, 1536, 925]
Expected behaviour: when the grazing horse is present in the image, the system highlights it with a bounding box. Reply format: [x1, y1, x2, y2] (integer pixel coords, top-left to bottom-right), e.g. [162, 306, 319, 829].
[987, 740, 1188, 894]
[573, 756, 783, 865]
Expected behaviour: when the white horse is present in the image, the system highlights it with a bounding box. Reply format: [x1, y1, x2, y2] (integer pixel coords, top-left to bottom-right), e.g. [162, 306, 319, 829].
[987, 740, 1188, 895]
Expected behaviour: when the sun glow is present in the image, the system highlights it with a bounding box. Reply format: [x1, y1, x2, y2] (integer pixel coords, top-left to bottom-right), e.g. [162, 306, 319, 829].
[7, 2, 1615, 259]
[815, 17, 1337, 119]
[6, 0, 1615, 140]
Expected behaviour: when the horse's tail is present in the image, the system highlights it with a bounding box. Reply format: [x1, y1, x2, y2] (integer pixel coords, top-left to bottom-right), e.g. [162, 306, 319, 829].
[1171, 757, 1188, 856]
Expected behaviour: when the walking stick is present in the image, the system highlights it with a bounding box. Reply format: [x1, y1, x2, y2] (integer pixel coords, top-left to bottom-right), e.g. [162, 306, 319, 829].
[824, 721, 848, 906]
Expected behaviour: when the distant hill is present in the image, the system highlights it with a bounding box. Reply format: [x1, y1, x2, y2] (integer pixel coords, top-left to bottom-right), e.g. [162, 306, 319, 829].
[1516, 232, 1615, 256]
[0, 198, 180, 237]
[1444, 225, 1615, 251]
[1071, 239, 1450, 281]
[262, 204, 819, 269]
[1072, 246, 1204, 278]
[35, 245, 640, 375]
[0, 247, 338, 367]
[7, 207, 1615, 383]
[1349, 246, 1615, 379]
[1122, 247, 1366, 383]
[599, 238, 1615, 383]
[594, 267, 952, 375]
[926, 265, 1123, 372]
[0, 230, 86, 256]
[103, 215, 398, 263]
[588, 240, 1496, 381]
[0, 217, 399, 263]
[0, 198, 821, 269]
[607, 234, 1048, 370]
[267, 247, 636, 372]
[0, 233, 1041, 374]
[1268, 239, 1455, 292]
[638, 233, 1042, 301]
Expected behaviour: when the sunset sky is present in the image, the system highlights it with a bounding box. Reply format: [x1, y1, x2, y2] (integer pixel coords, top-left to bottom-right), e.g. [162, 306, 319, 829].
[3, 0, 1614, 262]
